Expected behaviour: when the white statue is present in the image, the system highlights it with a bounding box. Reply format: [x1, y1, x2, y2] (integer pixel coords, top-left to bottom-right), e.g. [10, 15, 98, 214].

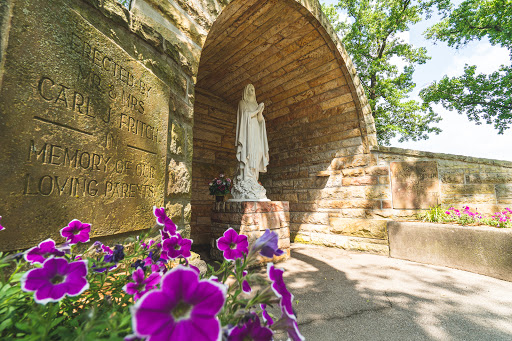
[231, 84, 269, 200]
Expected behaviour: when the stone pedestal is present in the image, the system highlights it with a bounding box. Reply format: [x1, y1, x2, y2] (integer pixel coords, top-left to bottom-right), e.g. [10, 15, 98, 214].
[210, 201, 290, 263]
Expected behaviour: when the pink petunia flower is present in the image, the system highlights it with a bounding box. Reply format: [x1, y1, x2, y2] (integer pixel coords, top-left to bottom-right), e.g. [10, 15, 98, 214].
[123, 268, 161, 301]
[216, 228, 248, 261]
[60, 220, 91, 244]
[228, 313, 273, 340]
[153, 207, 176, 236]
[24, 239, 65, 264]
[21, 258, 89, 304]
[131, 266, 226, 340]
[161, 233, 192, 259]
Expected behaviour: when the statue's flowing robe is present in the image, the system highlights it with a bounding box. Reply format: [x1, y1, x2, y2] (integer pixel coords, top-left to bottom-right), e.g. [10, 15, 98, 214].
[235, 100, 269, 180]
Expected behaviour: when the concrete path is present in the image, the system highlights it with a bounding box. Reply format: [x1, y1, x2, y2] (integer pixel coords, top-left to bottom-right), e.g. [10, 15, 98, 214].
[278, 244, 512, 341]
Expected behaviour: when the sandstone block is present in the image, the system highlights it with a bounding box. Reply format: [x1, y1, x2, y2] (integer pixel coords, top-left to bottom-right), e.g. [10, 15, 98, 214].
[331, 154, 371, 170]
[290, 223, 328, 233]
[342, 168, 364, 177]
[441, 194, 496, 205]
[165, 202, 183, 223]
[329, 218, 388, 239]
[441, 184, 495, 195]
[364, 166, 389, 176]
[167, 159, 191, 195]
[496, 184, 512, 198]
[290, 212, 329, 225]
[466, 173, 512, 184]
[440, 172, 465, 184]
[170, 122, 185, 155]
[184, 203, 192, 224]
[318, 200, 381, 209]
[378, 176, 390, 185]
[342, 176, 378, 186]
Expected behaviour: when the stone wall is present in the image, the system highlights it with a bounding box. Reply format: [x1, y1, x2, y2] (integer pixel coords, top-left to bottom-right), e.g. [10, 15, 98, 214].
[0, 0, 194, 250]
[290, 146, 512, 255]
[374, 146, 512, 212]
[191, 89, 238, 245]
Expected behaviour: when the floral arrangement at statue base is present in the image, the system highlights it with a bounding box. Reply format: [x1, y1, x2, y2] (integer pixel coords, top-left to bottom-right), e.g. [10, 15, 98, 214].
[209, 174, 232, 202]
[0, 208, 304, 340]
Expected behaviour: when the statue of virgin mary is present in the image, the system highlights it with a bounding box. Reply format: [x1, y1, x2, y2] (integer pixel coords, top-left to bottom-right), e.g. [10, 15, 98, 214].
[231, 84, 269, 200]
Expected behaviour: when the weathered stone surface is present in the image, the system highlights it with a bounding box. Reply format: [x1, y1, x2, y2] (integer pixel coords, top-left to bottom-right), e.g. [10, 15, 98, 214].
[0, 0, 169, 251]
[170, 122, 185, 155]
[167, 159, 191, 195]
[390, 161, 440, 209]
[165, 202, 183, 222]
[441, 194, 496, 205]
[364, 166, 389, 176]
[210, 201, 290, 262]
[290, 212, 329, 225]
[184, 203, 192, 223]
[466, 173, 512, 184]
[388, 221, 512, 282]
[342, 168, 364, 177]
[442, 184, 496, 195]
[440, 171, 465, 184]
[329, 218, 388, 239]
[342, 176, 378, 186]
[142, 0, 207, 47]
[331, 154, 373, 170]
[291, 232, 389, 255]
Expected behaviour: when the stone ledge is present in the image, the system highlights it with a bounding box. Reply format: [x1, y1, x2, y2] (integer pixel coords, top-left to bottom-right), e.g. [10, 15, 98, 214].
[371, 145, 512, 168]
[388, 221, 512, 282]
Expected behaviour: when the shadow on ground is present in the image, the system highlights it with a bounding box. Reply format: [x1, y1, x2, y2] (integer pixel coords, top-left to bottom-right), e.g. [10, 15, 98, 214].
[279, 244, 512, 341]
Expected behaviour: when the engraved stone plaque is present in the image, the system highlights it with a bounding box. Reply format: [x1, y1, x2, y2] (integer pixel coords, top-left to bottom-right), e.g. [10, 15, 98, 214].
[390, 161, 440, 209]
[0, 0, 169, 250]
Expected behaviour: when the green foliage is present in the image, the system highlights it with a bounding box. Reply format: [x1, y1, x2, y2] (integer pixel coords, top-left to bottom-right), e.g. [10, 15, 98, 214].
[0, 225, 291, 340]
[321, 0, 449, 144]
[421, 0, 512, 133]
[117, 0, 131, 9]
[420, 204, 451, 223]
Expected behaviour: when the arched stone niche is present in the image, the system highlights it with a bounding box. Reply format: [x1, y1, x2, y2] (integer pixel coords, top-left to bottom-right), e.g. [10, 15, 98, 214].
[188, 0, 377, 245]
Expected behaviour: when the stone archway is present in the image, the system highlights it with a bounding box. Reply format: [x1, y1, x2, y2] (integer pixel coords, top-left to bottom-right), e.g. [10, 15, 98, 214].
[191, 0, 376, 245]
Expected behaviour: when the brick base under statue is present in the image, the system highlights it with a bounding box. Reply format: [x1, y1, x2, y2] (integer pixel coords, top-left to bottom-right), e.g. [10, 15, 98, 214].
[210, 201, 290, 263]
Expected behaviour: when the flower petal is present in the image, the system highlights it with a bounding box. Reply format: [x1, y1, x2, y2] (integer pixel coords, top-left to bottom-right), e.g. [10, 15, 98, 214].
[191, 281, 227, 317]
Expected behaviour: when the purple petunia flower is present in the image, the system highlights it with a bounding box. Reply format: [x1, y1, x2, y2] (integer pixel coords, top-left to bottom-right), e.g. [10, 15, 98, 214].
[102, 244, 114, 254]
[60, 219, 91, 244]
[161, 233, 192, 259]
[0, 216, 4, 231]
[242, 270, 251, 294]
[21, 258, 89, 304]
[260, 304, 273, 326]
[272, 310, 305, 341]
[228, 313, 273, 341]
[151, 260, 167, 274]
[153, 206, 177, 236]
[24, 239, 65, 264]
[267, 263, 294, 317]
[217, 228, 249, 261]
[131, 265, 227, 341]
[123, 268, 161, 301]
[251, 229, 284, 259]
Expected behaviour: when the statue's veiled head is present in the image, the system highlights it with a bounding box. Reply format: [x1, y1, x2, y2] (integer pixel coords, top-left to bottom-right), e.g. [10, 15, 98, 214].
[242, 84, 257, 103]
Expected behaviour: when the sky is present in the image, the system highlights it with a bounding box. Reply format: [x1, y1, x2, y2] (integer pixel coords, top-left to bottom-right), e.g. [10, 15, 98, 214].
[321, 0, 512, 161]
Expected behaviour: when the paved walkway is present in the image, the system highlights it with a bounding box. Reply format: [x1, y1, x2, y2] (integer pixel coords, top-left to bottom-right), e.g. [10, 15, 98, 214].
[278, 244, 512, 341]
